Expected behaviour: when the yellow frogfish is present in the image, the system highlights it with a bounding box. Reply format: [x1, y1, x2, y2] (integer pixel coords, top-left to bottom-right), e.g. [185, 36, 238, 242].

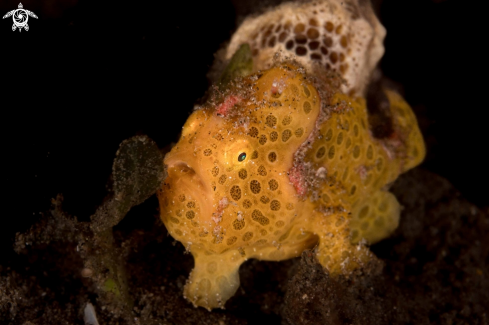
[157, 0, 425, 310]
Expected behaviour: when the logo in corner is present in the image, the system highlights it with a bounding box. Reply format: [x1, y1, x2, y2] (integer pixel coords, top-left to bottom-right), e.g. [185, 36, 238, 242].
[3, 3, 37, 32]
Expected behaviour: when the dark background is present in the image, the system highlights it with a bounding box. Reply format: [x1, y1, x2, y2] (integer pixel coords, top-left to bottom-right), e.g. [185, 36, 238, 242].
[1, 0, 485, 254]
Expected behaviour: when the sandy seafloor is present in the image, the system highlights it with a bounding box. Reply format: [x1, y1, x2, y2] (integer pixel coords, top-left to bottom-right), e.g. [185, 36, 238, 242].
[1, 0, 487, 324]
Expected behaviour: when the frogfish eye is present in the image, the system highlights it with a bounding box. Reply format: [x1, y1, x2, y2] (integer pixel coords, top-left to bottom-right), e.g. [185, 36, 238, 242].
[238, 152, 247, 162]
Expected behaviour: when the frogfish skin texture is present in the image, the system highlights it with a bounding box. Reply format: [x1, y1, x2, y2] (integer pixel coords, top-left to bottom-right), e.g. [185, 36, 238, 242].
[157, 0, 425, 311]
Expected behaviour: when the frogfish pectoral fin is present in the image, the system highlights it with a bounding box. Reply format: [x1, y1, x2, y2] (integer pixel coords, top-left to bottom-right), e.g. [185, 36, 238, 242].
[184, 247, 244, 310]
[350, 190, 401, 244]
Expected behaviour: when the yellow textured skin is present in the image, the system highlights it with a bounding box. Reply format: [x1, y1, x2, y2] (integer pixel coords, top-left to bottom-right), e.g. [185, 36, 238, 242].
[157, 64, 425, 310]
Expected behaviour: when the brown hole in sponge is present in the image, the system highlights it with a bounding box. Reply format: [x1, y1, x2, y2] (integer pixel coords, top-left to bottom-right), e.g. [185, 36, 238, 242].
[309, 41, 320, 50]
[251, 150, 259, 159]
[260, 196, 270, 204]
[259, 134, 268, 145]
[311, 53, 322, 61]
[303, 101, 312, 114]
[325, 21, 334, 32]
[268, 36, 276, 47]
[286, 40, 294, 50]
[211, 166, 219, 177]
[323, 36, 333, 47]
[330, 52, 338, 64]
[295, 34, 307, 44]
[278, 31, 288, 42]
[294, 23, 305, 34]
[296, 46, 307, 56]
[309, 18, 319, 26]
[320, 46, 329, 55]
[307, 28, 319, 39]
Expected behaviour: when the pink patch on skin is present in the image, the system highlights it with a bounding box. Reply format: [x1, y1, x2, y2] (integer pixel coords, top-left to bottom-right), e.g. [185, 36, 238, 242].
[288, 165, 307, 196]
[212, 197, 229, 224]
[215, 95, 242, 117]
[357, 165, 368, 180]
[382, 143, 394, 160]
[381, 131, 405, 160]
[271, 78, 287, 97]
[332, 102, 348, 112]
[387, 132, 403, 148]
[271, 84, 279, 96]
